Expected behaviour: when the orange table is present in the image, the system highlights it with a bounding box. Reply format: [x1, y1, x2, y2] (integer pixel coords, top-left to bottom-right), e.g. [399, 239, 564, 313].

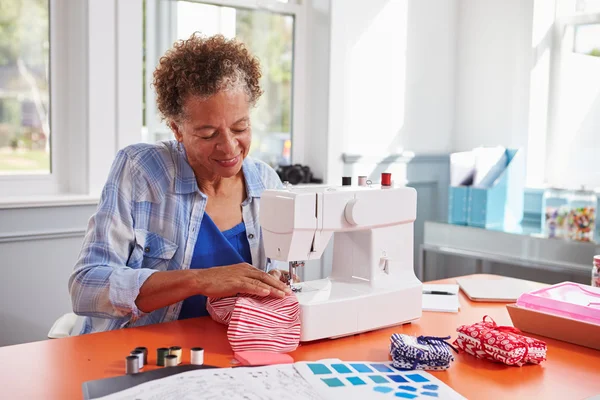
[1, 275, 599, 399]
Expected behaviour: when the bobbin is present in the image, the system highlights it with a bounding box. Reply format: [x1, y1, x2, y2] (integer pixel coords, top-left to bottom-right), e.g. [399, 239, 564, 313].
[169, 346, 182, 364]
[165, 355, 178, 367]
[125, 355, 140, 375]
[191, 347, 204, 365]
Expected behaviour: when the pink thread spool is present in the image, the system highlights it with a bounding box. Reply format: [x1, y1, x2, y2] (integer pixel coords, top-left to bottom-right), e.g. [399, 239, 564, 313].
[358, 176, 368, 186]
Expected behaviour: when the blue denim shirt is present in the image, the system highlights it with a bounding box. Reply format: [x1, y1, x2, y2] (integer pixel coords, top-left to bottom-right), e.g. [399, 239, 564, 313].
[68, 140, 284, 334]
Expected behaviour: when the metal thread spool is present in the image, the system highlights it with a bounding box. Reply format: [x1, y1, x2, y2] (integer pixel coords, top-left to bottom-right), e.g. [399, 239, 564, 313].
[169, 346, 182, 364]
[134, 347, 148, 365]
[191, 347, 204, 365]
[165, 355, 178, 367]
[157, 347, 169, 366]
[130, 350, 144, 369]
[358, 176, 367, 186]
[126, 355, 140, 375]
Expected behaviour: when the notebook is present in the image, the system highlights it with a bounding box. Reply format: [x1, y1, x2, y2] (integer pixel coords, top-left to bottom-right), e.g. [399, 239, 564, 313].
[422, 284, 460, 312]
[456, 277, 542, 302]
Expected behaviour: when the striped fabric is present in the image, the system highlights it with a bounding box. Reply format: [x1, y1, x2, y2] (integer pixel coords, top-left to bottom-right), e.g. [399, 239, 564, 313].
[207, 295, 301, 353]
[68, 139, 286, 334]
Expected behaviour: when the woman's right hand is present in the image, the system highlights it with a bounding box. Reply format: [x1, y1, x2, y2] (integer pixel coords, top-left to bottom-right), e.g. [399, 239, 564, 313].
[194, 263, 292, 298]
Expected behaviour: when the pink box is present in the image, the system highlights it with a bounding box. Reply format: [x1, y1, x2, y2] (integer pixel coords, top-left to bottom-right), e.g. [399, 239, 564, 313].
[516, 282, 600, 326]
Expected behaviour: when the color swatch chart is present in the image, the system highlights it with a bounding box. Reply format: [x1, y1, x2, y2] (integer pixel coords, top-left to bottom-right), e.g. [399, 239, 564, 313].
[294, 360, 465, 400]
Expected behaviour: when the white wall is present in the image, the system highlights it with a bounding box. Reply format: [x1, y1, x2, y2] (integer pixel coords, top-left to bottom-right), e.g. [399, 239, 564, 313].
[453, 0, 535, 152]
[0, 204, 96, 346]
[323, 0, 457, 184]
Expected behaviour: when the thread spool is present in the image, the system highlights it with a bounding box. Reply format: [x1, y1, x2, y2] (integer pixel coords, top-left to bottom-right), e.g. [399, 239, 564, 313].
[342, 176, 352, 186]
[358, 176, 367, 186]
[134, 347, 148, 365]
[191, 347, 204, 365]
[165, 355, 178, 367]
[157, 347, 169, 366]
[126, 355, 140, 375]
[129, 350, 144, 370]
[381, 172, 392, 187]
[169, 346, 182, 364]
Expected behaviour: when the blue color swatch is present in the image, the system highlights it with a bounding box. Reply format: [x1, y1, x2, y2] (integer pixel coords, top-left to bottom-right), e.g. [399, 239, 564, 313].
[406, 373, 430, 383]
[308, 364, 332, 375]
[373, 386, 394, 394]
[331, 363, 352, 374]
[350, 363, 373, 373]
[394, 393, 417, 399]
[368, 375, 389, 384]
[346, 376, 367, 386]
[321, 377, 344, 388]
[423, 385, 439, 391]
[387, 375, 409, 383]
[422, 392, 439, 397]
[397, 385, 418, 392]
[371, 363, 394, 373]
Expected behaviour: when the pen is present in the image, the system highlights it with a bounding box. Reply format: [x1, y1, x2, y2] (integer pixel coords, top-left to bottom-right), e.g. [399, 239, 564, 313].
[422, 290, 455, 296]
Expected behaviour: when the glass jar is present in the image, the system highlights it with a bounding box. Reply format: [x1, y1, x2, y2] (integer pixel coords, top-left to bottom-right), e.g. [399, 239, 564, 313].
[541, 187, 569, 238]
[592, 255, 600, 287]
[567, 187, 597, 242]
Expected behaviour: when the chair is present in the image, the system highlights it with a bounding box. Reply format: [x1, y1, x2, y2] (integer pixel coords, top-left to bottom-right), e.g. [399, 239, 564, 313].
[48, 313, 84, 339]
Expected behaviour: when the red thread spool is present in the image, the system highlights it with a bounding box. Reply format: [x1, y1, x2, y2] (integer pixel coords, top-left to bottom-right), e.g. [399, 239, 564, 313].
[381, 172, 392, 186]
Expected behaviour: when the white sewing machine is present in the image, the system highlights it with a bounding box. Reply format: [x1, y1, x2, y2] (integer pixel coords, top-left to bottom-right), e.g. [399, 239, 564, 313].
[260, 184, 422, 342]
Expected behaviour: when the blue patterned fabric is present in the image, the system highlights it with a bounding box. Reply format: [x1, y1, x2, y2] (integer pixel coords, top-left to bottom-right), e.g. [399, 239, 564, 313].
[68, 140, 285, 334]
[178, 215, 252, 320]
[390, 334, 456, 371]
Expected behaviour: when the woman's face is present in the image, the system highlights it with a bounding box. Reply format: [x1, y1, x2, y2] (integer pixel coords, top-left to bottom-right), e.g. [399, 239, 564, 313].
[172, 89, 252, 180]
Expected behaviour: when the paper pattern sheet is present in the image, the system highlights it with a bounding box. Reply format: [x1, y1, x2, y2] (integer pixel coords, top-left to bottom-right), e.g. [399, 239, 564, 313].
[94, 364, 324, 400]
[94, 360, 466, 400]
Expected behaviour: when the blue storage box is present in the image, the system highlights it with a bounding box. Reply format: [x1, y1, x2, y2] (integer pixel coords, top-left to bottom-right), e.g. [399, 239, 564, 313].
[448, 186, 470, 225]
[467, 149, 525, 228]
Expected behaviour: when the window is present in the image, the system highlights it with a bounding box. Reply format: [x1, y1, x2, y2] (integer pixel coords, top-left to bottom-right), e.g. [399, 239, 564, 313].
[537, 0, 600, 189]
[0, 0, 50, 176]
[573, 23, 600, 56]
[143, 0, 302, 168]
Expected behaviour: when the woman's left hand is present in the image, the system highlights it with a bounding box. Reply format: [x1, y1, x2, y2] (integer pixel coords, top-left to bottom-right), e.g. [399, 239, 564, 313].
[268, 269, 299, 284]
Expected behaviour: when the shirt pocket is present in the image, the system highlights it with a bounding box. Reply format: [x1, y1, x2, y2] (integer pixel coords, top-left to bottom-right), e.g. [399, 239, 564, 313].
[134, 229, 178, 271]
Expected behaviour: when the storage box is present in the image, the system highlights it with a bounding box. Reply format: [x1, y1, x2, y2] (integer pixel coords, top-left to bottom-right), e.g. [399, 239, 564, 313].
[507, 304, 600, 351]
[467, 149, 525, 229]
[507, 282, 600, 351]
[448, 186, 470, 225]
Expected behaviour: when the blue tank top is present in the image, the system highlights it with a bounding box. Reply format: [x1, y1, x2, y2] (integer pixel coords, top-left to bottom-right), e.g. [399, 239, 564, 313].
[178, 214, 252, 320]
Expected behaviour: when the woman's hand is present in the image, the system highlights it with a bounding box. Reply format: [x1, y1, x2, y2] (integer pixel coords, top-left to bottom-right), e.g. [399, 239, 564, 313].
[268, 269, 299, 284]
[195, 263, 292, 298]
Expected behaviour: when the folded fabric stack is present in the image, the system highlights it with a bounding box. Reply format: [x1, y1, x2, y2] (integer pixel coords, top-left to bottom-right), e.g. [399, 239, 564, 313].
[207, 294, 301, 353]
[453, 315, 547, 366]
[389, 333, 456, 371]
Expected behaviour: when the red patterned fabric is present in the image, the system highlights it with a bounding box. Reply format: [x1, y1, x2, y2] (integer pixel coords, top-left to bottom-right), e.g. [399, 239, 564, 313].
[453, 315, 547, 366]
[207, 294, 301, 353]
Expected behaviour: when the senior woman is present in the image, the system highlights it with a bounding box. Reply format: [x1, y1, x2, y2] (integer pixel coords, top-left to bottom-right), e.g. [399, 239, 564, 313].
[68, 33, 292, 334]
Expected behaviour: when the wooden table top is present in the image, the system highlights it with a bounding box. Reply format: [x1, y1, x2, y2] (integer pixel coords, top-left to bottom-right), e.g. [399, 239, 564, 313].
[1, 274, 599, 399]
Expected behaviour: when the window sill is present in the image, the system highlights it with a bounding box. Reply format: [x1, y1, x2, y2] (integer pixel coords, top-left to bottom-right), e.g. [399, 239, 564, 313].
[0, 194, 100, 209]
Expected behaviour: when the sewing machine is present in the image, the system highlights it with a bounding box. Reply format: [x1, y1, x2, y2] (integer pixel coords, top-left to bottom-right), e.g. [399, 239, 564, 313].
[260, 184, 422, 342]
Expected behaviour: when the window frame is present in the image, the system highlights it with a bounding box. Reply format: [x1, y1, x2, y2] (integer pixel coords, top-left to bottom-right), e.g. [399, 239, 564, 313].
[143, 0, 307, 165]
[0, 0, 145, 202]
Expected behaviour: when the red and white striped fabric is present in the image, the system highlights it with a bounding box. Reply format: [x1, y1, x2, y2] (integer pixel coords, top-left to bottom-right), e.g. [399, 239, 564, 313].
[207, 294, 301, 353]
[453, 315, 547, 366]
